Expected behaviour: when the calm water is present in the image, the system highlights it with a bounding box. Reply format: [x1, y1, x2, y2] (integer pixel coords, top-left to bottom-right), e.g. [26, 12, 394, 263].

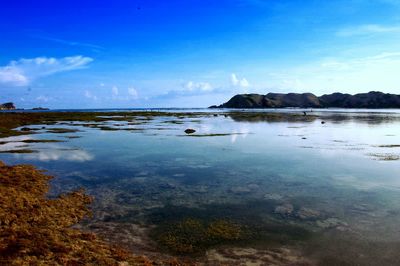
[1, 109, 400, 265]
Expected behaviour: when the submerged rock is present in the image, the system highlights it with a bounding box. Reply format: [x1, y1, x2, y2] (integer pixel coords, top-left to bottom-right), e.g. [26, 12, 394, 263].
[296, 207, 320, 220]
[184, 128, 196, 134]
[316, 218, 348, 229]
[230, 186, 251, 194]
[264, 193, 283, 201]
[274, 203, 294, 216]
[247, 183, 259, 190]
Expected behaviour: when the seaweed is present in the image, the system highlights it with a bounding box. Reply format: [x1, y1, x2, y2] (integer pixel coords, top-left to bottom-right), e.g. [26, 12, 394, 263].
[148, 202, 313, 255]
[153, 218, 243, 254]
[46, 128, 81, 134]
[0, 161, 159, 265]
[0, 149, 37, 154]
[367, 153, 400, 161]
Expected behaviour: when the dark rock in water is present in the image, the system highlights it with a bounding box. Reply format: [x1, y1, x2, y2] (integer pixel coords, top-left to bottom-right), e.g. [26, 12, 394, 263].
[212, 91, 400, 109]
[184, 128, 196, 134]
[21, 127, 32, 131]
[0, 102, 16, 110]
[321, 121, 326, 124]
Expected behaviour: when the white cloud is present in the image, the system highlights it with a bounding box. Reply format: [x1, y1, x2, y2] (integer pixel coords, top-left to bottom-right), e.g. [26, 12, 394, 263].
[264, 51, 400, 94]
[84, 90, 98, 100]
[36, 95, 51, 102]
[184, 81, 213, 92]
[231, 73, 250, 88]
[112, 86, 119, 96]
[128, 87, 139, 99]
[0, 56, 93, 86]
[337, 24, 400, 37]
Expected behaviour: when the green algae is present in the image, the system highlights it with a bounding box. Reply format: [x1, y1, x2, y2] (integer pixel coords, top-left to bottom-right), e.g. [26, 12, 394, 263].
[46, 128, 81, 134]
[367, 153, 400, 161]
[0, 149, 37, 154]
[148, 202, 313, 255]
[181, 133, 246, 137]
[375, 144, 400, 148]
[22, 139, 64, 143]
[153, 218, 243, 254]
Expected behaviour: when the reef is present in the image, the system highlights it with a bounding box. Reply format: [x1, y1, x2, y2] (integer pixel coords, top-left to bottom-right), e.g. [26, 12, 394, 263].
[0, 161, 158, 265]
[154, 218, 242, 254]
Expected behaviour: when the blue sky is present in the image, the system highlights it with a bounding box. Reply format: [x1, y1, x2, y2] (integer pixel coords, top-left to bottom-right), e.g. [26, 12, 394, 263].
[1, 0, 400, 108]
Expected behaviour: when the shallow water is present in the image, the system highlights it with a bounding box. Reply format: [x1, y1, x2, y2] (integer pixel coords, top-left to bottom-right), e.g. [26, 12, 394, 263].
[1, 109, 400, 265]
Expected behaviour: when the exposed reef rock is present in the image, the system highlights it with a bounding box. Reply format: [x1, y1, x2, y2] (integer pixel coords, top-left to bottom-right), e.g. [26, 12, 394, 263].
[0, 102, 15, 110]
[212, 91, 400, 108]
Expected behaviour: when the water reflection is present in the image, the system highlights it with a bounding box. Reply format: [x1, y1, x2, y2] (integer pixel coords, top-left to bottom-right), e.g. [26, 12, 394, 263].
[17, 147, 94, 162]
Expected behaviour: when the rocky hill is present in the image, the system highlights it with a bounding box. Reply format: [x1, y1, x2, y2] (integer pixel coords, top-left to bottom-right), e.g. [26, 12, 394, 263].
[211, 91, 400, 108]
[0, 102, 15, 110]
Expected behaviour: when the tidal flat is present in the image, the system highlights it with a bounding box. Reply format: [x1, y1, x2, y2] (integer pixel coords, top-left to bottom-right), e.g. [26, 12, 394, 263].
[1, 109, 400, 265]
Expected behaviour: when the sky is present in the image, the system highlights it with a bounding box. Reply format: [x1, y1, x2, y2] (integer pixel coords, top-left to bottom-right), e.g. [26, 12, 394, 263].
[1, 0, 400, 108]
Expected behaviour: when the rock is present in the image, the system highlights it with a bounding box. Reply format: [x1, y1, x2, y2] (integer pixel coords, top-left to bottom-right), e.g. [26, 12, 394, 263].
[212, 91, 400, 109]
[247, 183, 259, 190]
[184, 128, 196, 134]
[296, 207, 320, 220]
[274, 203, 294, 216]
[230, 186, 251, 194]
[20, 127, 32, 131]
[264, 193, 283, 201]
[316, 218, 348, 229]
[321, 121, 326, 124]
[0, 102, 16, 110]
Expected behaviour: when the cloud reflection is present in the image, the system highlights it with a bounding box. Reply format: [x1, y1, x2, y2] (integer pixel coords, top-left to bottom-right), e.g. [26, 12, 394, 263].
[231, 126, 250, 143]
[15, 147, 94, 162]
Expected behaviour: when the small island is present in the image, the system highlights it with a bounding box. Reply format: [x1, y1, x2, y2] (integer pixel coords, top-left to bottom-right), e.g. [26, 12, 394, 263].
[211, 91, 400, 109]
[32, 107, 50, 110]
[0, 102, 16, 110]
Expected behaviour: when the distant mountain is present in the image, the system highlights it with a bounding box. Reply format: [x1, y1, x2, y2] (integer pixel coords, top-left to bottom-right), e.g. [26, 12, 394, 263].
[0, 102, 16, 110]
[211, 91, 400, 109]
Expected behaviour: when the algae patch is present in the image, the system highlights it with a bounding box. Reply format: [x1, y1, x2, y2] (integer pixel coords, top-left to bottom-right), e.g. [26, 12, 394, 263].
[0, 161, 155, 265]
[153, 218, 243, 254]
